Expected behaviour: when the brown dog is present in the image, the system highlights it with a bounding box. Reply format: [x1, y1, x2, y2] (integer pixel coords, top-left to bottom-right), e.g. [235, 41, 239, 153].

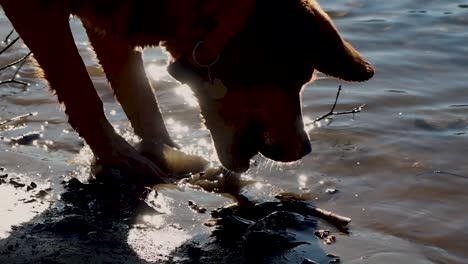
[0, 0, 373, 182]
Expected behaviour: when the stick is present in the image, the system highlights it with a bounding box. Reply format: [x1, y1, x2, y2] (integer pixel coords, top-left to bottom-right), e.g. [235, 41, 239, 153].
[0, 51, 32, 87]
[0, 79, 29, 86]
[309, 85, 366, 124]
[310, 207, 351, 228]
[0, 51, 32, 72]
[275, 195, 351, 231]
[0, 36, 20, 56]
[1, 29, 32, 87]
[416, 170, 468, 179]
[3, 29, 15, 44]
[0, 112, 37, 127]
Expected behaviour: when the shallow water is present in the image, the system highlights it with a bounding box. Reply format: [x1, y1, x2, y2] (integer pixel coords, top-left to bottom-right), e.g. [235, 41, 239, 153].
[1, 1, 467, 263]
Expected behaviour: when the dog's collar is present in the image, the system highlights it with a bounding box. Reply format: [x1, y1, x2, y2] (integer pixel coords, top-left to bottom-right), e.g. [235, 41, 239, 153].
[191, 41, 220, 69]
[168, 0, 256, 97]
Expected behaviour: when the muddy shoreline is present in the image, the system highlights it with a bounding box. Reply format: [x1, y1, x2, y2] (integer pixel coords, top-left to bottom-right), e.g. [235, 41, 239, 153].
[0, 172, 345, 264]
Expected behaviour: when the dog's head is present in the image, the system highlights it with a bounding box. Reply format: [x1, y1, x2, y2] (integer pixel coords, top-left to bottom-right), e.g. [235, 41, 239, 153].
[168, 0, 374, 172]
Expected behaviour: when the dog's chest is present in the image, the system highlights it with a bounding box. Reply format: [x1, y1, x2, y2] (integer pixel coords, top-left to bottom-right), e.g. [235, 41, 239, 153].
[66, 0, 128, 35]
[67, 0, 168, 46]
[68, 0, 126, 15]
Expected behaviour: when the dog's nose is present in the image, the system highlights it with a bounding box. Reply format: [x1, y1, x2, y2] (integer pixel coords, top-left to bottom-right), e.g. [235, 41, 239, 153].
[260, 132, 311, 162]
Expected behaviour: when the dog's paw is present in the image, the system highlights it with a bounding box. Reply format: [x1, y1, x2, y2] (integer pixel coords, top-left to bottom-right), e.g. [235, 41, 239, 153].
[138, 141, 209, 177]
[95, 135, 170, 184]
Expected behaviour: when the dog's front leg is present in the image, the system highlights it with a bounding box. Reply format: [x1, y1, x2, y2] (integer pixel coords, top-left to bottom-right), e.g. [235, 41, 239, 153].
[85, 24, 207, 175]
[85, 25, 175, 148]
[1, 2, 166, 183]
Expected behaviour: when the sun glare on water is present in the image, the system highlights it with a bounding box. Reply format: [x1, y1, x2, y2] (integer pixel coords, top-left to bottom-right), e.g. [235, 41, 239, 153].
[174, 84, 199, 108]
[146, 64, 167, 81]
[0, 174, 50, 239]
[146, 63, 199, 108]
[127, 192, 192, 262]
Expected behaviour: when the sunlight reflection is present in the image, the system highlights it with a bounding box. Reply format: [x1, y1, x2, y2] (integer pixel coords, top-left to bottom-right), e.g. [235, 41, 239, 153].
[141, 214, 165, 229]
[166, 117, 175, 126]
[71, 145, 94, 167]
[146, 64, 167, 81]
[168, 122, 189, 135]
[179, 143, 217, 164]
[255, 182, 264, 190]
[303, 116, 313, 125]
[0, 176, 49, 239]
[298, 174, 308, 188]
[304, 115, 321, 131]
[197, 138, 210, 148]
[127, 227, 191, 262]
[127, 191, 193, 262]
[147, 192, 173, 215]
[174, 84, 199, 107]
[165, 118, 216, 162]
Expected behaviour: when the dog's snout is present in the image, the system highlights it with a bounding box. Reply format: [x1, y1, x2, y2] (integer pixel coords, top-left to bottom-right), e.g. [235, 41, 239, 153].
[260, 130, 311, 162]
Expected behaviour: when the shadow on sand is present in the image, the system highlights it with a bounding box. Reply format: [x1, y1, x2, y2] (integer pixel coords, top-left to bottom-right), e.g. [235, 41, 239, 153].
[0, 173, 336, 264]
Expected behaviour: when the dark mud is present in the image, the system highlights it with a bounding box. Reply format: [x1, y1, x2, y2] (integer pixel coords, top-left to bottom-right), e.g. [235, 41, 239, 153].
[0, 170, 347, 264]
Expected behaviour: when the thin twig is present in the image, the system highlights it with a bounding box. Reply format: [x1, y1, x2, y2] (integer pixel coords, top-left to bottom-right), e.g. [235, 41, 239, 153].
[416, 170, 468, 179]
[315, 85, 342, 122]
[13, 52, 31, 75]
[0, 112, 37, 127]
[0, 51, 32, 72]
[0, 79, 29, 86]
[309, 85, 366, 124]
[3, 29, 15, 44]
[0, 36, 20, 56]
[0, 51, 32, 87]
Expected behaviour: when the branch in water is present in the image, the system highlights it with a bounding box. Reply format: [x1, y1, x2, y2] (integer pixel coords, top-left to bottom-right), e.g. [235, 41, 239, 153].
[309, 85, 367, 125]
[0, 29, 31, 88]
[0, 112, 37, 127]
[3, 29, 15, 44]
[0, 51, 32, 72]
[0, 51, 32, 87]
[0, 36, 20, 56]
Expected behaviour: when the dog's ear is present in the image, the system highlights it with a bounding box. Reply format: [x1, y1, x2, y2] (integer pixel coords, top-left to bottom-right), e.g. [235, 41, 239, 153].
[304, 1, 374, 82]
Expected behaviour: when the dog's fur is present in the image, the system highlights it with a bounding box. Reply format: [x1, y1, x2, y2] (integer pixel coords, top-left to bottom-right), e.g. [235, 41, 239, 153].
[0, 0, 373, 181]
